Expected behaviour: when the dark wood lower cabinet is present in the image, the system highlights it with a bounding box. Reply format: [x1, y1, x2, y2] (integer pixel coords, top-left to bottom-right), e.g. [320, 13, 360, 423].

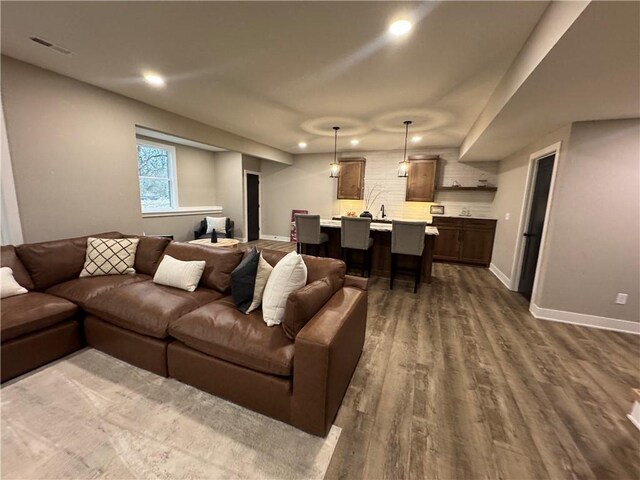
[433, 217, 497, 267]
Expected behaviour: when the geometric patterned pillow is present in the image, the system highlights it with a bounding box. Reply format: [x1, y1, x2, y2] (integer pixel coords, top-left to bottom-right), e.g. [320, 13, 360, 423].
[79, 237, 140, 277]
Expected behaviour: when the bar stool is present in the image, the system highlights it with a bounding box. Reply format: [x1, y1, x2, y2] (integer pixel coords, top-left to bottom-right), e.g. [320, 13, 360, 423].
[295, 214, 328, 257]
[341, 217, 373, 277]
[390, 220, 427, 293]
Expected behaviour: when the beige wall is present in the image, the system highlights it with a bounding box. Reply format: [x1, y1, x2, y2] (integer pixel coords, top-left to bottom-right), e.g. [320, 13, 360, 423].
[1, 56, 290, 243]
[261, 153, 339, 238]
[491, 119, 639, 323]
[175, 144, 217, 207]
[490, 124, 572, 280]
[537, 119, 639, 322]
[214, 151, 244, 239]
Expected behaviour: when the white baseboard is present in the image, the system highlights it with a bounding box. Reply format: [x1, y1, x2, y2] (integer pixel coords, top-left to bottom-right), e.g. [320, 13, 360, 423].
[530, 303, 640, 335]
[489, 263, 514, 290]
[235, 237, 247, 243]
[259, 235, 291, 242]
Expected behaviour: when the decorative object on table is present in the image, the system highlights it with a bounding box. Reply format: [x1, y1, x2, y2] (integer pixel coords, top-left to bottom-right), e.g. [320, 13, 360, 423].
[289, 209, 308, 242]
[329, 126, 341, 178]
[210, 229, 218, 243]
[361, 183, 384, 218]
[460, 206, 472, 217]
[451, 180, 461, 187]
[430, 205, 445, 215]
[347, 211, 357, 217]
[397, 120, 412, 177]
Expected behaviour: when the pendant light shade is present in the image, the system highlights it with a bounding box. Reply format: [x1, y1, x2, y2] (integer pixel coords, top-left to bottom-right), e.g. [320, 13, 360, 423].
[398, 120, 412, 178]
[329, 126, 340, 178]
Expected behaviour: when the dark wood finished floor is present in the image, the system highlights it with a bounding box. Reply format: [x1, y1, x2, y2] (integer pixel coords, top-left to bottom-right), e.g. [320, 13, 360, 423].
[242, 240, 640, 480]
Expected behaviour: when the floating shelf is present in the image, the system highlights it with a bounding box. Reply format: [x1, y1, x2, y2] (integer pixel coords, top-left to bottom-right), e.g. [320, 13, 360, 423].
[436, 186, 498, 192]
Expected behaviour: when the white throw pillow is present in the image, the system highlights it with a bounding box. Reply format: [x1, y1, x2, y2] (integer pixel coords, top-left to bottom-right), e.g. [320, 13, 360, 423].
[153, 255, 206, 292]
[206, 216, 227, 235]
[246, 253, 274, 314]
[1, 267, 28, 299]
[262, 251, 307, 326]
[80, 237, 139, 277]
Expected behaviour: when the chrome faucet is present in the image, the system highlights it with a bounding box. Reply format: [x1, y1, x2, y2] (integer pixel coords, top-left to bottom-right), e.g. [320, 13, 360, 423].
[380, 204, 386, 219]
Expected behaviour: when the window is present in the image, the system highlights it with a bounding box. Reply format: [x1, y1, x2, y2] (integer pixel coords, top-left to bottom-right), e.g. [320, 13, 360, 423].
[137, 140, 177, 212]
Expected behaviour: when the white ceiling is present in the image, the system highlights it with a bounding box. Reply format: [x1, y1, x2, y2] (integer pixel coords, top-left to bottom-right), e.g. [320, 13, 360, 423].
[1, 1, 549, 154]
[461, 0, 640, 161]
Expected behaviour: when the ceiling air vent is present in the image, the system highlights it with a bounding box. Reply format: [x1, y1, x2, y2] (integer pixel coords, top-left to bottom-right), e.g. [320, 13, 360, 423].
[29, 36, 72, 55]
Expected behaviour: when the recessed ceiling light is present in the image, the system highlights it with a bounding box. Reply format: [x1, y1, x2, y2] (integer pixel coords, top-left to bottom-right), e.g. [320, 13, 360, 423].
[389, 19, 412, 36]
[411, 135, 422, 143]
[143, 73, 165, 87]
[350, 139, 360, 146]
[298, 142, 307, 149]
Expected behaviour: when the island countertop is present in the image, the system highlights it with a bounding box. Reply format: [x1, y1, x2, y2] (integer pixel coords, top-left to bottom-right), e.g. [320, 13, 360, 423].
[320, 219, 439, 235]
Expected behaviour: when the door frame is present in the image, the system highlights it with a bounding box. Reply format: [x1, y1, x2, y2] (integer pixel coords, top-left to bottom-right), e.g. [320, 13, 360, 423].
[511, 141, 562, 305]
[243, 170, 261, 243]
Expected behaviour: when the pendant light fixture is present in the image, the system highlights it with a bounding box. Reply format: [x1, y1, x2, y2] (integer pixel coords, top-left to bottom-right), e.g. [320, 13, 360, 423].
[329, 126, 340, 178]
[398, 120, 412, 177]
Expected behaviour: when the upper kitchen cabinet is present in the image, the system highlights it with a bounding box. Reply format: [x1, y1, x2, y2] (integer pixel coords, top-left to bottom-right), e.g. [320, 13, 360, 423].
[406, 155, 438, 202]
[337, 157, 366, 200]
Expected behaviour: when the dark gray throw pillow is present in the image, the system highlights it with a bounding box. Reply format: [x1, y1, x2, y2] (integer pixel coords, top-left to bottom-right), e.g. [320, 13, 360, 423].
[230, 248, 260, 313]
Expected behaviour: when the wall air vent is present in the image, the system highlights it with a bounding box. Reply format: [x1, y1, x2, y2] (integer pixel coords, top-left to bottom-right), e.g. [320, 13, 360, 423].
[29, 36, 72, 55]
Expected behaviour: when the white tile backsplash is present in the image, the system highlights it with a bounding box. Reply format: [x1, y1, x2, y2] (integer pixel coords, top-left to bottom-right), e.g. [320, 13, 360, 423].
[338, 148, 498, 221]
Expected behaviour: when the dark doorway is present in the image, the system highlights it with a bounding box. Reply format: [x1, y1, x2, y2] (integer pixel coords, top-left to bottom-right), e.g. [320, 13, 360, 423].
[519, 154, 555, 300]
[246, 173, 260, 241]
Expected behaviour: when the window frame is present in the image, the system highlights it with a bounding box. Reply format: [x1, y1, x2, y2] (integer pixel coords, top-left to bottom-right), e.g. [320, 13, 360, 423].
[136, 138, 179, 213]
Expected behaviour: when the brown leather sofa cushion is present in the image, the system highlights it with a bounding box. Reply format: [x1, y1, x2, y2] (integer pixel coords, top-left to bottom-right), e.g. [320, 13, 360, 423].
[1, 292, 78, 342]
[85, 280, 223, 338]
[282, 277, 335, 340]
[260, 249, 346, 291]
[161, 242, 243, 293]
[125, 235, 171, 275]
[46, 274, 151, 308]
[16, 231, 122, 290]
[169, 297, 295, 376]
[1, 245, 34, 291]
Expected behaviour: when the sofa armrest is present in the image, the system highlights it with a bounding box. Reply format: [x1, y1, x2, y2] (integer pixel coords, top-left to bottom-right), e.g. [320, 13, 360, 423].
[344, 274, 368, 291]
[226, 219, 234, 239]
[194, 219, 207, 240]
[291, 286, 367, 436]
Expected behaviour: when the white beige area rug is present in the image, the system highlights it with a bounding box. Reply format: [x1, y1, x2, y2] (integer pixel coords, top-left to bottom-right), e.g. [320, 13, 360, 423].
[1, 349, 340, 479]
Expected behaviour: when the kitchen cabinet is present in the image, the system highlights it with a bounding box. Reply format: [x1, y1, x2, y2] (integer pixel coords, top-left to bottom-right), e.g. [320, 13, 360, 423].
[337, 158, 365, 200]
[406, 156, 438, 202]
[432, 217, 497, 266]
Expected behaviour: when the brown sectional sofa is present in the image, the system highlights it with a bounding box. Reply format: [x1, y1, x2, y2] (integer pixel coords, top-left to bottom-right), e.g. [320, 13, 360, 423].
[0, 232, 367, 437]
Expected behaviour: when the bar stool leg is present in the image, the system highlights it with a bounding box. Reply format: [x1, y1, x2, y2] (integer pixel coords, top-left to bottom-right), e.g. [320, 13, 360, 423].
[342, 248, 349, 274]
[414, 255, 422, 294]
[390, 253, 395, 290]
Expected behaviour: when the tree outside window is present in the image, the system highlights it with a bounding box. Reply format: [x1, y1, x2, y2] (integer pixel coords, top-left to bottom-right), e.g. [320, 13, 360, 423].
[137, 140, 177, 212]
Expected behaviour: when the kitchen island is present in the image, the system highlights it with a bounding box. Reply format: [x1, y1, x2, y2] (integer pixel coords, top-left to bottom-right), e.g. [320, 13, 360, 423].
[318, 219, 439, 283]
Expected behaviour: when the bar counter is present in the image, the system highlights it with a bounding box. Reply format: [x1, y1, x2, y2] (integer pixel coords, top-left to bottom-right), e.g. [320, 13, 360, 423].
[318, 219, 439, 284]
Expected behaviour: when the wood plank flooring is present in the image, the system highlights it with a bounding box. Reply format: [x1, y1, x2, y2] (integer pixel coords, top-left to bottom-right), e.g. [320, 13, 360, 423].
[242, 240, 640, 479]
